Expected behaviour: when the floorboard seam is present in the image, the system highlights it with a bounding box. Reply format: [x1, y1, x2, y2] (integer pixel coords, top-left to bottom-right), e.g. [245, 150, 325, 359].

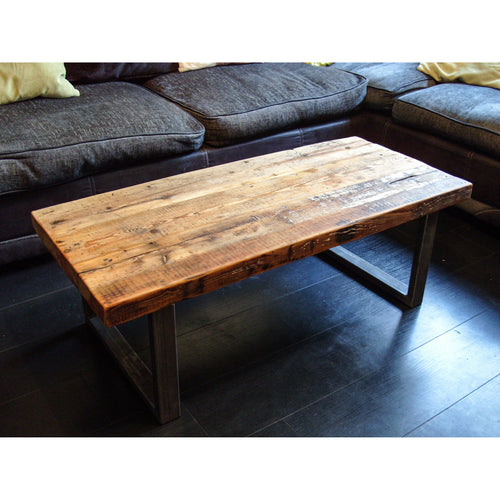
[176, 263, 342, 338]
[401, 307, 491, 357]
[247, 308, 495, 437]
[0, 388, 41, 413]
[0, 284, 75, 313]
[181, 406, 211, 437]
[0, 323, 84, 356]
[402, 372, 500, 437]
[180, 305, 489, 410]
[248, 419, 297, 437]
[179, 316, 366, 398]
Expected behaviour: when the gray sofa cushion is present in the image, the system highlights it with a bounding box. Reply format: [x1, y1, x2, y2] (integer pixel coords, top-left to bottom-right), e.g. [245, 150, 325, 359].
[393, 83, 500, 159]
[144, 63, 367, 146]
[0, 82, 205, 194]
[332, 62, 435, 111]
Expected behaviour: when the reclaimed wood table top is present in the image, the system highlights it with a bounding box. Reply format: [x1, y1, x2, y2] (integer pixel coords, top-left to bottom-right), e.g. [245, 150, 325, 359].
[32, 137, 472, 327]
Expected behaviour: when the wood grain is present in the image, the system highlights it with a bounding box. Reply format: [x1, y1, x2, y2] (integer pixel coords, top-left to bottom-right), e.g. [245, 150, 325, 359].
[32, 137, 472, 326]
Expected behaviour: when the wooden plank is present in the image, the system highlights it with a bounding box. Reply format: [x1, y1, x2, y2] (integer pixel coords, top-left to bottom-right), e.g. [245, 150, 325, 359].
[31, 138, 379, 234]
[33, 143, 426, 268]
[32, 137, 472, 326]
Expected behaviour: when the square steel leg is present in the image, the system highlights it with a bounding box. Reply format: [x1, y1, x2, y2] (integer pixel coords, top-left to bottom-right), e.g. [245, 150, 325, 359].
[82, 301, 180, 424]
[322, 212, 439, 308]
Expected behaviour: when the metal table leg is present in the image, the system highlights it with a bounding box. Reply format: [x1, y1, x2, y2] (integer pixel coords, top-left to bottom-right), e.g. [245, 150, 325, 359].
[322, 212, 439, 308]
[83, 300, 180, 424]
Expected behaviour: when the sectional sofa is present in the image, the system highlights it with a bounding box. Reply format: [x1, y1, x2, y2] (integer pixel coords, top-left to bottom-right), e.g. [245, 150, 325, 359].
[0, 62, 498, 266]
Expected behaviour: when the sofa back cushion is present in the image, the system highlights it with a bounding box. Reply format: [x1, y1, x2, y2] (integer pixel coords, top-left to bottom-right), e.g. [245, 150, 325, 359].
[144, 63, 367, 146]
[332, 63, 436, 112]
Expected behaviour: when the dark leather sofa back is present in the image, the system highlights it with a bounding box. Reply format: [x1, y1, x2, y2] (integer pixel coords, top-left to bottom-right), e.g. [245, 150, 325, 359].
[65, 63, 178, 84]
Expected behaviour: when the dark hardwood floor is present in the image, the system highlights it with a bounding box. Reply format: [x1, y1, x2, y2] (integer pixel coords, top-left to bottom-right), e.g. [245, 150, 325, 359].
[0, 208, 498, 437]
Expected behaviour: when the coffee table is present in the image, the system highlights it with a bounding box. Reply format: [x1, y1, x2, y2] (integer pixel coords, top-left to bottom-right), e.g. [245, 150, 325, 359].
[31, 137, 472, 423]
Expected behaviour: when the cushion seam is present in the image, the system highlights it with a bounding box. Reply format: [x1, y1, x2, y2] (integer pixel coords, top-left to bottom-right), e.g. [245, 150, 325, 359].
[0, 234, 39, 246]
[368, 77, 431, 93]
[152, 79, 367, 119]
[394, 99, 500, 137]
[0, 131, 205, 157]
[394, 78, 433, 93]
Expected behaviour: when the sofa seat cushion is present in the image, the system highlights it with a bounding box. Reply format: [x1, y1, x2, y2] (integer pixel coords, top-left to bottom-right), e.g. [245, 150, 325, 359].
[393, 83, 500, 159]
[0, 82, 205, 194]
[332, 63, 435, 111]
[144, 63, 367, 146]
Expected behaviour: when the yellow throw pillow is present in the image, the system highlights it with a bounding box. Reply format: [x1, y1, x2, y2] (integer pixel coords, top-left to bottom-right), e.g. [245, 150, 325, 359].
[0, 62, 80, 105]
[418, 62, 500, 90]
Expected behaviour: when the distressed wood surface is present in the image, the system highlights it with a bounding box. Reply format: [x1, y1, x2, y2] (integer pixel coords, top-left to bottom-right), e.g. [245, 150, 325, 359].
[32, 137, 472, 326]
